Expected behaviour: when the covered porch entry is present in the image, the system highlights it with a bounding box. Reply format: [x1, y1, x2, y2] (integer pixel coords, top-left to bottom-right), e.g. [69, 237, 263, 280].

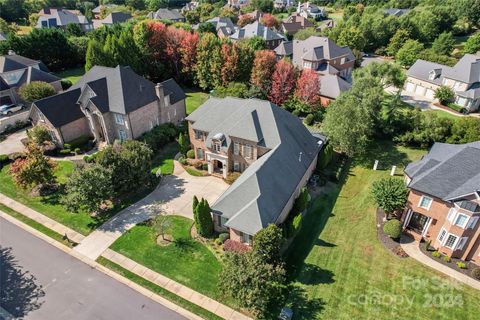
[403, 209, 433, 240]
[206, 152, 228, 179]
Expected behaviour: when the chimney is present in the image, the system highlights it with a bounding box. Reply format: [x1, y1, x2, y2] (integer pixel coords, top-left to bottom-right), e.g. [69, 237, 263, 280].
[8, 50, 15, 55]
[155, 82, 165, 103]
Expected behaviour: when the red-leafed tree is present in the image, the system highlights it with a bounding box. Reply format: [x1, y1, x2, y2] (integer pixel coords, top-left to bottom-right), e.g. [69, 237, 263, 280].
[179, 31, 199, 82]
[268, 59, 297, 106]
[238, 14, 254, 27]
[295, 69, 321, 108]
[146, 21, 168, 61]
[250, 50, 277, 96]
[164, 26, 189, 77]
[261, 14, 280, 29]
[221, 42, 239, 86]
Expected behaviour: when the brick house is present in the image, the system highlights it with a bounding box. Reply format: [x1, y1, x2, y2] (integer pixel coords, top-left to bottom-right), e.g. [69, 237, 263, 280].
[36, 8, 93, 32]
[29, 65, 185, 147]
[402, 141, 480, 265]
[274, 36, 354, 104]
[186, 97, 324, 244]
[0, 52, 62, 105]
[404, 54, 480, 113]
[230, 21, 286, 50]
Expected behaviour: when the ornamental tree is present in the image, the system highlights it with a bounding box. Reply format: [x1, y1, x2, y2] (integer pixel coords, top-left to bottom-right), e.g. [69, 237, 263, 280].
[261, 13, 279, 29]
[9, 144, 56, 189]
[434, 85, 455, 105]
[19, 81, 55, 103]
[237, 15, 254, 27]
[61, 163, 113, 213]
[268, 59, 296, 106]
[253, 224, 284, 265]
[195, 198, 213, 237]
[294, 69, 321, 108]
[371, 178, 408, 214]
[220, 42, 239, 86]
[383, 219, 402, 239]
[196, 33, 222, 90]
[250, 50, 277, 98]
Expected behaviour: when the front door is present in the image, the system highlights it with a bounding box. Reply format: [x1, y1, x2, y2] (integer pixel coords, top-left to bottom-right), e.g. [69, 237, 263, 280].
[407, 212, 429, 234]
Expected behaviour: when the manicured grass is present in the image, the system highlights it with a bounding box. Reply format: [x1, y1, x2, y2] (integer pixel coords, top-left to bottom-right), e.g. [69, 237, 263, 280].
[185, 88, 209, 115]
[54, 67, 85, 84]
[0, 203, 73, 247]
[426, 109, 462, 121]
[110, 215, 226, 301]
[97, 257, 223, 320]
[285, 141, 480, 319]
[0, 161, 147, 235]
[185, 166, 206, 176]
[151, 142, 179, 175]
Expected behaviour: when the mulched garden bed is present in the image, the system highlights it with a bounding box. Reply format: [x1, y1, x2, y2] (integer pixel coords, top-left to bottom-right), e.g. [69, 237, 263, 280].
[376, 208, 408, 258]
[419, 241, 480, 281]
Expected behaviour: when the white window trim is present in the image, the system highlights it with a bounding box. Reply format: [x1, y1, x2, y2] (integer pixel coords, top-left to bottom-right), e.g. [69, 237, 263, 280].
[456, 237, 468, 251]
[467, 216, 479, 229]
[454, 212, 469, 229]
[418, 196, 433, 210]
[114, 113, 124, 125]
[245, 144, 252, 159]
[118, 129, 127, 141]
[447, 208, 456, 223]
[443, 233, 459, 249]
[438, 227, 447, 243]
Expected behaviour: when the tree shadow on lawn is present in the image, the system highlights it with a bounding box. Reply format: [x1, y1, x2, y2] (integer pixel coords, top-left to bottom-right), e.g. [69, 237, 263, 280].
[287, 285, 326, 319]
[296, 263, 335, 285]
[354, 140, 414, 170]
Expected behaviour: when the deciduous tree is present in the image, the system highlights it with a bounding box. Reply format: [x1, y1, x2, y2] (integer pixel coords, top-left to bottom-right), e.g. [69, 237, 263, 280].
[19, 81, 55, 103]
[268, 59, 296, 106]
[395, 39, 424, 68]
[196, 33, 222, 90]
[261, 13, 279, 28]
[371, 178, 408, 215]
[9, 144, 56, 189]
[250, 49, 277, 98]
[294, 69, 321, 109]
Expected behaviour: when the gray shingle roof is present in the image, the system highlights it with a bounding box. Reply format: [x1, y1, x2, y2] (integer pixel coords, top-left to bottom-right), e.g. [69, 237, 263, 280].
[15, 66, 60, 87]
[319, 74, 352, 99]
[162, 78, 186, 104]
[406, 142, 480, 201]
[0, 54, 47, 73]
[443, 54, 480, 84]
[274, 36, 355, 69]
[148, 9, 184, 21]
[33, 88, 84, 127]
[37, 8, 90, 27]
[206, 17, 237, 34]
[384, 8, 410, 17]
[186, 97, 323, 235]
[230, 21, 285, 42]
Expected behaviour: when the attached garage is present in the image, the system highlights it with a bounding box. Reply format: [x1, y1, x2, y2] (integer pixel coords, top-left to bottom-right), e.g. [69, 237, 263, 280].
[415, 85, 426, 96]
[425, 88, 435, 100]
[405, 82, 415, 92]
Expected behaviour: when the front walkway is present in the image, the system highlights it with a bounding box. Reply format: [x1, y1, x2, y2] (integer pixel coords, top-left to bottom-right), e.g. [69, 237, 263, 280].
[0, 129, 27, 154]
[400, 236, 480, 291]
[74, 161, 229, 260]
[102, 249, 250, 320]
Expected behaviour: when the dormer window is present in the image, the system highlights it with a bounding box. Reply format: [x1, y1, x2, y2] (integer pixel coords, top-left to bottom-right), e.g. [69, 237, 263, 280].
[428, 71, 435, 80]
[214, 142, 221, 152]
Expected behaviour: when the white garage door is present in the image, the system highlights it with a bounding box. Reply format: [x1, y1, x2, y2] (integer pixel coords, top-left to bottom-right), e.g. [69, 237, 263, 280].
[415, 85, 426, 96]
[406, 82, 415, 92]
[425, 89, 435, 99]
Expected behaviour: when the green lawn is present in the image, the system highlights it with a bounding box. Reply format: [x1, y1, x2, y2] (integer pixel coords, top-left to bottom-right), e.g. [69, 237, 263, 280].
[110, 215, 225, 301]
[97, 257, 223, 320]
[54, 67, 85, 84]
[426, 109, 462, 121]
[185, 88, 209, 115]
[285, 141, 480, 319]
[0, 161, 146, 235]
[151, 142, 179, 175]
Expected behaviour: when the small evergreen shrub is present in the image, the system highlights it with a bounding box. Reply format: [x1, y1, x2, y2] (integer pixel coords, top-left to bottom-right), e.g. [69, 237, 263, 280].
[59, 149, 71, 155]
[202, 163, 208, 170]
[186, 149, 195, 159]
[74, 148, 81, 155]
[0, 154, 9, 165]
[383, 219, 402, 239]
[431, 251, 441, 258]
[63, 144, 71, 149]
[83, 153, 97, 163]
[471, 268, 480, 280]
[61, 79, 73, 90]
[443, 255, 451, 263]
[178, 156, 187, 165]
[218, 232, 230, 243]
[304, 113, 314, 125]
[456, 261, 467, 269]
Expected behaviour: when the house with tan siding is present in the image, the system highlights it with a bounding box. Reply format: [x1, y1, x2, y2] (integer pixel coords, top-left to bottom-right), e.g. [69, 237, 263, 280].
[186, 97, 325, 244]
[402, 141, 480, 265]
[30, 65, 185, 147]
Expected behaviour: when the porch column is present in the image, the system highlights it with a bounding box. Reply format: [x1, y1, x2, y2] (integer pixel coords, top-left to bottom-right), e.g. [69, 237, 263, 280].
[402, 209, 413, 228]
[222, 159, 227, 179]
[207, 154, 213, 174]
[421, 217, 433, 238]
[85, 112, 100, 142]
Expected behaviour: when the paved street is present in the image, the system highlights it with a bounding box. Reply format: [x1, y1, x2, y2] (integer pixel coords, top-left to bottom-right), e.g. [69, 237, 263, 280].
[0, 217, 187, 320]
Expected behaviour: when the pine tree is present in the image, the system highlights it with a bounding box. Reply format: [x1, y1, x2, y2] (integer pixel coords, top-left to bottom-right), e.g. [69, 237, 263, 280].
[192, 195, 199, 212]
[195, 198, 213, 237]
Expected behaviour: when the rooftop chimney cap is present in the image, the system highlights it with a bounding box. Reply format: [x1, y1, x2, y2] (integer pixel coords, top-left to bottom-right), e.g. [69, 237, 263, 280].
[7, 50, 15, 55]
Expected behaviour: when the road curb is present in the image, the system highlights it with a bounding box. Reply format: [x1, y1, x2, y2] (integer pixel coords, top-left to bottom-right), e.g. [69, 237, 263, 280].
[0, 211, 204, 320]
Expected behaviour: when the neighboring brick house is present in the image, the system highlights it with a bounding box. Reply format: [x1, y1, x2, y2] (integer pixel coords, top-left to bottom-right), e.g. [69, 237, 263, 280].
[230, 21, 286, 50]
[186, 97, 324, 244]
[0, 52, 62, 105]
[36, 8, 93, 31]
[280, 13, 314, 36]
[405, 54, 480, 113]
[402, 141, 480, 265]
[29, 65, 185, 147]
[274, 36, 355, 103]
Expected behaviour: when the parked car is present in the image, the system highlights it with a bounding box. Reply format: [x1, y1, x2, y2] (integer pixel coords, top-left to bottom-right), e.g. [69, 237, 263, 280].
[0, 103, 25, 116]
[278, 307, 293, 320]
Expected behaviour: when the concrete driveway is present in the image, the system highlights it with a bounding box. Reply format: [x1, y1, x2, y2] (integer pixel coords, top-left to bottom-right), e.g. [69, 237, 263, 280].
[0, 129, 27, 154]
[74, 161, 230, 260]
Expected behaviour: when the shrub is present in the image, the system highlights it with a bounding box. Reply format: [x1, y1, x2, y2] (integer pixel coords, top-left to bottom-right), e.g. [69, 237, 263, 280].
[471, 268, 480, 280]
[456, 261, 467, 269]
[432, 251, 441, 258]
[59, 149, 71, 155]
[19, 81, 56, 102]
[194, 198, 213, 237]
[304, 113, 314, 125]
[317, 143, 333, 170]
[60, 79, 72, 90]
[186, 149, 195, 159]
[64, 144, 71, 149]
[178, 156, 187, 165]
[83, 153, 97, 163]
[225, 172, 241, 185]
[293, 187, 309, 213]
[27, 125, 52, 145]
[8, 152, 26, 161]
[443, 255, 451, 263]
[74, 148, 81, 155]
[0, 154, 9, 165]
[223, 239, 250, 253]
[434, 85, 455, 105]
[215, 238, 222, 246]
[219, 232, 230, 243]
[292, 109, 300, 116]
[9, 144, 56, 189]
[141, 123, 178, 152]
[383, 219, 402, 239]
[68, 135, 92, 150]
[202, 163, 208, 170]
[192, 160, 203, 169]
[447, 103, 466, 114]
[371, 178, 408, 214]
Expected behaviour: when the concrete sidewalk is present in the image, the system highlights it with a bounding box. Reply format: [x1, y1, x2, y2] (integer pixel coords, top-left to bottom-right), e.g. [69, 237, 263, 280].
[102, 249, 251, 320]
[0, 193, 85, 243]
[400, 237, 480, 291]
